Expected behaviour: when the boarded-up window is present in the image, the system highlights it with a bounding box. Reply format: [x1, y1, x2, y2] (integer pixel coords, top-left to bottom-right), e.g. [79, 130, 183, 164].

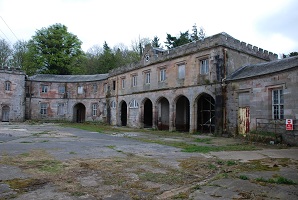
[238, 92, 250, 107]
[178, 64, 185, 79]
[78, 86, 83, 94]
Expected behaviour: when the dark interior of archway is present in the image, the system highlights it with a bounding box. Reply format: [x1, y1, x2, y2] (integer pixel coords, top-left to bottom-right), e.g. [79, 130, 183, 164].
[74, 103, 86, 123]
[121, 102, 127, 126]
[144, 100, 153, 128]
[175, 96, 190, 132]
[197, 94, 215, 133]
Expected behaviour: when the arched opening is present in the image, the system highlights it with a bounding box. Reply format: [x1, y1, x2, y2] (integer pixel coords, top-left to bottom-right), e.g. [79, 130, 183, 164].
[157, 97, 170, 130]
[197, 93, 215, 133]
[73, 103, 86, 123]
[175, 96, 190, 132]
[143, 99, 153, 128]
[2, 106, 10, 122]
[120, 101, 127, 126]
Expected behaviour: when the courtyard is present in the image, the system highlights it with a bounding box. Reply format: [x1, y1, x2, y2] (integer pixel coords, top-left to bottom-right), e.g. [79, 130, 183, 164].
[0, 122, 297, 199]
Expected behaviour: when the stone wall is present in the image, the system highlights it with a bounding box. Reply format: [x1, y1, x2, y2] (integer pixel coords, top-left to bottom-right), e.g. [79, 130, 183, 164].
[0, 67, 26, 122]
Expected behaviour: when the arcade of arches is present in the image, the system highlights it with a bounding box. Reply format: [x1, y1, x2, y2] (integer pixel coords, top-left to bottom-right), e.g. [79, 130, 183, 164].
[117, 93, 216, 133]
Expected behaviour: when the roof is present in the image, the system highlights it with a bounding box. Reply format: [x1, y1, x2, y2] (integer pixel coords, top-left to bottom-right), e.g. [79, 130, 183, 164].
[28, 74, 108, 82]
[227, 56, 298, 81]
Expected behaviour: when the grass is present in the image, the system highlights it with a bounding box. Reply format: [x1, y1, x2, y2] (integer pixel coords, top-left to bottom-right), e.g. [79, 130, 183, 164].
[32, 131, 50, 136]
[239, 175, 249, 180]
[195, 138, 213, 143]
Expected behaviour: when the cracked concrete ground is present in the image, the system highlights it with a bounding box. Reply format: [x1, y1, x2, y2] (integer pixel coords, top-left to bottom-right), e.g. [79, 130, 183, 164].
[0, 122, 297, 199]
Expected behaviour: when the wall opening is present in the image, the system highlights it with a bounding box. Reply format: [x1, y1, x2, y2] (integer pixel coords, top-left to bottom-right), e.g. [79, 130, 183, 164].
[197, 93, 215, 133]
[120, 101, 127, 126]
[143, 99, 153, 128]
[157, 97, 169, 130]
[175, 96, 190, 132]
[2, 106, 10, 122]
[73, 103, 86, 123]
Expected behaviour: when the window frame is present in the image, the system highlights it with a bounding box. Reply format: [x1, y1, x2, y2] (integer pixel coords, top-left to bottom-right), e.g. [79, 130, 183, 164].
[145, 72, 151, 84]
[58, 86, 65, 94]
[5, 81, 11, 91]
[129, 99, 139, 108]
[160, 68, 166, 82]
[272, 89, 284, 119]
[121, 78, 125, 89]
[178, 64, 185, 79]
[132, 75, 137, 87]
[77, 86, 83, 94]
[92, 103, 97, 116]
[57, 103, 64, 115]
[41, 85, 48, 93]
[200, 59, 209, 75]
[40, 103, 47, 115]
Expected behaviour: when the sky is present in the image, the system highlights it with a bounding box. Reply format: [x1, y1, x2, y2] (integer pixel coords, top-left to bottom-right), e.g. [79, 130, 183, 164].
[0, 0, 297, 57]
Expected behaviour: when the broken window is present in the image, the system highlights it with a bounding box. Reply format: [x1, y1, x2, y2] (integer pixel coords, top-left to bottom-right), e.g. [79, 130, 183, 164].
[5, 81, 11, 91]
[272, 89, 284, 119]
[40, 103, 47, 115]
[112, 80, 116, 90]
[41, 85, 48, 93]
[200, 59, 209, 74]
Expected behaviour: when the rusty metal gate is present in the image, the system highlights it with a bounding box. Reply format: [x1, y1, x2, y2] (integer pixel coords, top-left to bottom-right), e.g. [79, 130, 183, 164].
[238, 107, 250, 135]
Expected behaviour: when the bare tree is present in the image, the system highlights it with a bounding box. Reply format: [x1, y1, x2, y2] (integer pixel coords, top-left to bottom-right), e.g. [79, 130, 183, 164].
[0, 39, 12, 67]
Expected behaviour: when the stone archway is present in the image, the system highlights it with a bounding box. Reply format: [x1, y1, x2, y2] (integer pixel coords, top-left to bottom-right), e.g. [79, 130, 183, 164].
[197, 93, 215, 133]
[143, 99, 153, 128]
[73, 103, 86, 123]
[175, 96, 190, 132]
[156, 97, 170, 130]
[120, 101, 127, 126]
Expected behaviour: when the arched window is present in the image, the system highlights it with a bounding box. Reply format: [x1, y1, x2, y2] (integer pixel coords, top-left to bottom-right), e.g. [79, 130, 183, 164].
[129, 99, 139, 108]
[5, 81, 11, 91]
[110, 101, 116, 108]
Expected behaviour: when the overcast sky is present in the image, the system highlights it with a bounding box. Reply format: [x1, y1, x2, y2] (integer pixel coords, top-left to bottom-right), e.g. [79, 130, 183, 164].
[0, 0, 297, 56]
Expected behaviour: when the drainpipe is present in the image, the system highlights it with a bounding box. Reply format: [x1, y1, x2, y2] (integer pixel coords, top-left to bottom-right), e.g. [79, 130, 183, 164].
[222, 48, 227, 135]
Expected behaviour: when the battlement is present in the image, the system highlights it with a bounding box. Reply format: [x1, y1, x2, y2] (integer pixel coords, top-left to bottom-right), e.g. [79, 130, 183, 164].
[0, 66, 25, 75]
[109, 32, 278, 77]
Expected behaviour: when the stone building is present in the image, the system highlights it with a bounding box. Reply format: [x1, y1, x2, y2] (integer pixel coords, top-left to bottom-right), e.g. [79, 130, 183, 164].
[107, 32, 277, 134]
[226, 56, 298, 144]
[25, 74, 108, 122]
[2, 32, 297, 143]
[0, 67, 26, 122]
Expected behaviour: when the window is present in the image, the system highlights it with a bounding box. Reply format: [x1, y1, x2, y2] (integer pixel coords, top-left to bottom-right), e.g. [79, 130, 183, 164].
[200, 59, 209, 74]
[111, 101, 116, 108]
[129, 99, 139, 108]
[93, 84, 97, 93]
[40, 103, 47, 115]
[160, 69, 166, 81]
[145, 72, 150, 84]
[112, 80, 116, 90]
[78, 86, 83, 94]
[57, 103, 64, 115]
[92, 104, 97, 116]
[272, 89, 284, 119]
[178, 64, 185, 79]
[5, 81, 11, 91]
[132, 75, 137, 87]
[41, 85, 48, 93]
[104, 83, 108, 92]
[58, 86, 65, 94]
[121, 79, 125, 89]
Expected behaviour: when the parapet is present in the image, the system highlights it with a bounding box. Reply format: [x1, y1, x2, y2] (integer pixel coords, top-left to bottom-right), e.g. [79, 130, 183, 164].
[0, 66, 25, 75]
[109, 32, 278, 77]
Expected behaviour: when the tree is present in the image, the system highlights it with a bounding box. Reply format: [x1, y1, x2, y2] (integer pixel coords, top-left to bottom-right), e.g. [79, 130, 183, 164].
[283, 52, 298, 58]
[0, 39, 12, 67]
[25, 23, 84, 75]
[165, 31, 192, 49]
[12, 40, 28, 68]
[151, 36, 161, 48]
[131, 37, 150, 58]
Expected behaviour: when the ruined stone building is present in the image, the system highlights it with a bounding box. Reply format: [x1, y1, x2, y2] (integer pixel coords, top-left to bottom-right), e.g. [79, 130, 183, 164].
[0, 32, 297, 143]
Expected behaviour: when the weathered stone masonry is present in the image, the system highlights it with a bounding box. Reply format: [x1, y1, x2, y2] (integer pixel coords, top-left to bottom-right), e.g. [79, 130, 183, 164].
[2, 32, 297, 144]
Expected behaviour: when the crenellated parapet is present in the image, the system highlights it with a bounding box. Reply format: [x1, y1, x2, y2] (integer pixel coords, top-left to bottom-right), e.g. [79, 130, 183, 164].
[0, 66, 25, 75]
[109, 32, 278, 77]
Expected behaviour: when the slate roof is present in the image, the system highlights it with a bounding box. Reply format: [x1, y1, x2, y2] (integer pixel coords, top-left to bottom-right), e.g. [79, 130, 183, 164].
[28, 74, 109, 82]
[227, 56, 298, 81]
